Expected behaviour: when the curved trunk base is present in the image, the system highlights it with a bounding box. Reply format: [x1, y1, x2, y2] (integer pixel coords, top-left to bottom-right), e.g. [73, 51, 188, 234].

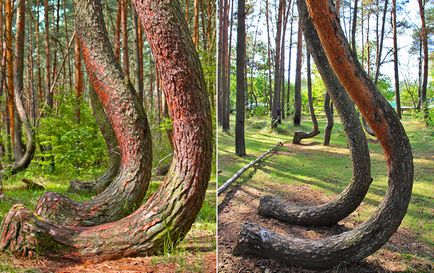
[68, 163, 118, 194]
[234, 0, 413, 270]
[323, 93, 334, 146]
[292, 129, 320, 144]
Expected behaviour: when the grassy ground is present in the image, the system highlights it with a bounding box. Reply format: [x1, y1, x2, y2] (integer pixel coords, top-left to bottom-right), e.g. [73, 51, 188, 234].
[0, 164, 216, 272]
[218, 113, 433, 272]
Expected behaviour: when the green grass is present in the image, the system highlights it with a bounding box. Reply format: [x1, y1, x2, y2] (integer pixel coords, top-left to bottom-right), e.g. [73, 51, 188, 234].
[218, 113, 434, 248]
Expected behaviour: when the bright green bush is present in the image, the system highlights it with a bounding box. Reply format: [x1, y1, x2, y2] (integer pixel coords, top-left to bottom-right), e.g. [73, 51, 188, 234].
[36, 94, 107, 176]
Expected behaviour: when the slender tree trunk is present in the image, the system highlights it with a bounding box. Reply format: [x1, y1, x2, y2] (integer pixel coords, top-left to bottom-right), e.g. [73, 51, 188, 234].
[286, 4, 295, 116]
[351, 0, 358, 57]
[217, 0, 223, 125]
[221, 0, 230, 132]
[44, 0, 52, 109]
[193, 0, 200, 47]
[374, 0, 388, 85]
[132, 6, 144, 105]
[417, 0, 429, 121]
[293, 53, 319, 143]
[1, 0, 212, 261]
[114, 1, 121, 61]
[74, 36, 83, 123]
[235, 0, 246, 156]
[271, 0, 285, 127]
[280, 1, 291, 120]
[185, 0, 189, 23]
[63, 0, 72, 93]
[121, 0, 129, 78]
[293, 20, 303, 126]
[35, 0, 43, 112]
[265, 0, 273, 112]
[235, 1, 413, 269]
[392, 0, 401, 119]
[5, 0, 14, 152]
[223, 0, 234, 132]
[8, 0, 36, 175]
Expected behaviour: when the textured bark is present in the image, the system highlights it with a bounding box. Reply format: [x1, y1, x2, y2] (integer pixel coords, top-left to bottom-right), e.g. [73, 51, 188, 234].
[235, 0, 246, 157]
[259, 2, 370, 227]
[292, 53, 319, 144]
[69, 88, 121, 194]
[34, 1, 153, 226]
[293, 20, 303, 126]
[323, 92, 334, 146]
[235, 0, 413, 269]
[0, 0, 212, 262]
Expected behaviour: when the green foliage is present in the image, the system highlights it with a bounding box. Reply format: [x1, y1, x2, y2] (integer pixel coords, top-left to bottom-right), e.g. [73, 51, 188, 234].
[35, 94, 107, 176]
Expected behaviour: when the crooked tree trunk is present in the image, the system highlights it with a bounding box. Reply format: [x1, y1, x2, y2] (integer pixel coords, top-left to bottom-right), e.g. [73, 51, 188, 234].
[69, 88, 121, 194]
[292, 53, 319, 144]
[0, 0, 212, 261]
[234, 0, 413, 269]
[323, 92, 334, 146]
[5, 0, 14, 154]
[33, 2, 153, 227]
[258, 2, 370, 227]
[8, 0, 36, 175]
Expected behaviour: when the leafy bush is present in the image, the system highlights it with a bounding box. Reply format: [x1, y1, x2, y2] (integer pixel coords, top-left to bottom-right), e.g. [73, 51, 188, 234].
[36, 94, 107, 176]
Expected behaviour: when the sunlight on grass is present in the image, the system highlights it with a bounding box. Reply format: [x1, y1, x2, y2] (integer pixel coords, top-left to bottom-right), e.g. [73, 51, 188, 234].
[218, 114, 434, 248]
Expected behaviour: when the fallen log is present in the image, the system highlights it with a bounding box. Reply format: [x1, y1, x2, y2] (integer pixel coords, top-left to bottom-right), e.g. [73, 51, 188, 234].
[217, 141, 285, 196]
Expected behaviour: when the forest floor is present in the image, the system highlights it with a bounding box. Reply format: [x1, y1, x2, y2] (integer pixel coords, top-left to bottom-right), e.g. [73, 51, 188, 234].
[218, 113, 433, 273]
[0, 174, 216, 272]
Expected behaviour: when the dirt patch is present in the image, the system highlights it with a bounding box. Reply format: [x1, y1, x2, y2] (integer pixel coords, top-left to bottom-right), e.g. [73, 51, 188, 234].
[218, 181, 434, 273]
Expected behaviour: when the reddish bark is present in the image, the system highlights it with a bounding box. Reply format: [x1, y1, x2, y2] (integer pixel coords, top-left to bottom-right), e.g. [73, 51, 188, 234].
[34, 2, 153, 226]
[0, 0, 211, 261]
[234, 0, 413, 269]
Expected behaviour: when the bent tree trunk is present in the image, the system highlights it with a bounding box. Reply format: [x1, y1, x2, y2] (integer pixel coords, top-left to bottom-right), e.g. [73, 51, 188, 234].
[0, 0, 212, 262]
[258, 2, 371, 227]
[234, 0, 413, 269]
[3, 0, 36, 177]
[69, 87, 121, 194]
[323, 92, 334, 146]
[34, 2, 153, 226]
[293, 53, 319, 144]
